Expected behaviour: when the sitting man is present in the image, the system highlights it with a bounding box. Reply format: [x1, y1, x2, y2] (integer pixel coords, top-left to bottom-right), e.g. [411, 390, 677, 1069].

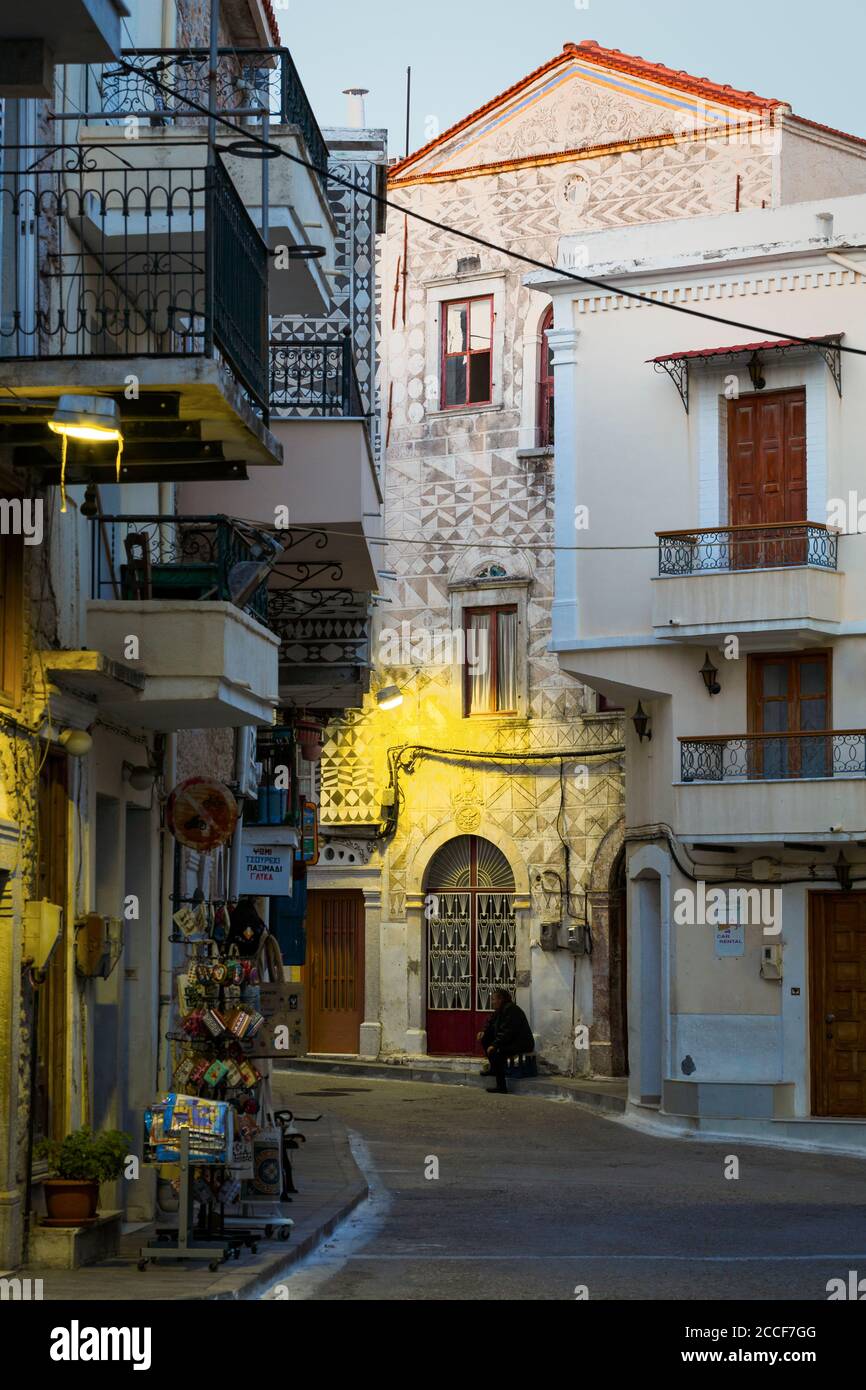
[478, 987, 535, 1094]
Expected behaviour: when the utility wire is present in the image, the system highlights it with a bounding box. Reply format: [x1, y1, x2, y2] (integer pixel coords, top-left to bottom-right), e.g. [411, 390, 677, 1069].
[114, 57, 866, 358]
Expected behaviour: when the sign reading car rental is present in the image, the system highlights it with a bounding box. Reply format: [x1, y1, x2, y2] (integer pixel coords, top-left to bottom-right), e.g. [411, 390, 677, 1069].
[239, 844, 293, 895]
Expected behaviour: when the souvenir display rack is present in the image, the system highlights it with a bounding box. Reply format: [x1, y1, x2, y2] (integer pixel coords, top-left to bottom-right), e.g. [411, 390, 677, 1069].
[139, 1096, 235, 1271]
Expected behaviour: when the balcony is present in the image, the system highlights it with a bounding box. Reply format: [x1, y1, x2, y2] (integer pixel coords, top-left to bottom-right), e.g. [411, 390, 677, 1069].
[179, 336, 382, 594]
[0, 143, 280, 485]
[676, 730, 866, 841]
[66, 46, 339, 313]
[270, 337, 368, 433]
[653, 523, 842, 647]
[82, 47, 329, 193]
[267, 589, 373, 710]
[86, 516, 280, 729]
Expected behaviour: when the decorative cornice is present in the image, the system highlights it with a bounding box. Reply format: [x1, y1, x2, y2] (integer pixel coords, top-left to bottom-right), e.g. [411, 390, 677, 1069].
[569, 264, 857, 314]
[389, 120, 772, 189]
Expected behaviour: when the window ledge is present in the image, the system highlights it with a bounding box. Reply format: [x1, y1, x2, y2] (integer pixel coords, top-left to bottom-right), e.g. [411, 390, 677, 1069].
[516, 446, 554, 460]
[427, 403, 503, 420]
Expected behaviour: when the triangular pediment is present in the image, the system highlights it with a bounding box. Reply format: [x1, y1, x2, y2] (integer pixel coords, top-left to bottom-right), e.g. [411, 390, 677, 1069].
[392, 41, 781, 184]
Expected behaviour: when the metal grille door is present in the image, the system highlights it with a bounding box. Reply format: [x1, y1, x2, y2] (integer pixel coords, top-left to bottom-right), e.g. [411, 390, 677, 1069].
[426, 836, 516, 1055]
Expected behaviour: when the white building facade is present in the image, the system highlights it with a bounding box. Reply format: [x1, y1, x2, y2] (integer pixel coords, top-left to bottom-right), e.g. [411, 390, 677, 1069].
[534, 191, 866, 1145]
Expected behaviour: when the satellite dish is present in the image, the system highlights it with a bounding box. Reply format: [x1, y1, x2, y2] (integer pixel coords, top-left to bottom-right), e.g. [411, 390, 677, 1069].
[166, 777, 239, 850]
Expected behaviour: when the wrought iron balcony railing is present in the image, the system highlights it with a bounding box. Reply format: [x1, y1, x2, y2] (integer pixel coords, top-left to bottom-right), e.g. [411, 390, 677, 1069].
[680, 730, 866, 782]
[90, 515, 277, 626]
[0, 146, 268, 413]
[269, 337, 367, 426]
[76, 48, 330, 185]
[657, 523, 838, 576]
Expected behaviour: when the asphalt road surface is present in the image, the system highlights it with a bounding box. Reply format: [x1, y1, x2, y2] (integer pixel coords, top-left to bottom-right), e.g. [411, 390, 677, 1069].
[268, 1074, 866, 1301]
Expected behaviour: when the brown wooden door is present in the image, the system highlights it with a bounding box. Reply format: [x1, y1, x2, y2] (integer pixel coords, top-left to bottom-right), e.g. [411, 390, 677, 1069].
[728, 388, 806, 567]
[811, 894, 866, 1116]
[307, 890, 364, 1053]
[747, 651, 831, 778]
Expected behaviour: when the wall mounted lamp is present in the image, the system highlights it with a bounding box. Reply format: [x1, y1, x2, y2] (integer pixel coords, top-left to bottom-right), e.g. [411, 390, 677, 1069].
[632, 701, 652, 743]
[700, 651, 721, 696]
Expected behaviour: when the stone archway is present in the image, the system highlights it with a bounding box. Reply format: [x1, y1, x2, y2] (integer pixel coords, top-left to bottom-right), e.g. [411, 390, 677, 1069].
[587, 817, 627, 1076]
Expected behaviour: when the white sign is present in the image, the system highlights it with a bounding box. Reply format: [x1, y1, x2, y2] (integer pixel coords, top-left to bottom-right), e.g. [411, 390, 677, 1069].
[715, 922, 745, 957]
[239, 843, 293, 895]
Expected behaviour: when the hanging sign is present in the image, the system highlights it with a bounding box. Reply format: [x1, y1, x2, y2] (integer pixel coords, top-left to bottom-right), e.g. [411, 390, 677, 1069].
[295, 798, 319, 865]
[166, 778, 238, 850]
[238, 842, 294, 895]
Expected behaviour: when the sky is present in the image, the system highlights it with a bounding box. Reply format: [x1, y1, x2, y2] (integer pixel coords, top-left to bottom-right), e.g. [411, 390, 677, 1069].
[284, 0, 866, 158]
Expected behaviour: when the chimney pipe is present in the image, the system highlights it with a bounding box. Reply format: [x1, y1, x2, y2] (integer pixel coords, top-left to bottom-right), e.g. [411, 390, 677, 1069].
[343, 87, 369, 129]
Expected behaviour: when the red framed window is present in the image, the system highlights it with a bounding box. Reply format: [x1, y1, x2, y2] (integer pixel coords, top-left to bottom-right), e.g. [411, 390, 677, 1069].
[464, 605, 518, 715]
[538, 305, 554, 446]
[441, 296, 493, 408]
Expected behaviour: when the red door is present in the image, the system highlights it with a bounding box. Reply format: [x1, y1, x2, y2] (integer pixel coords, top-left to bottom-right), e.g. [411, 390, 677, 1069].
[728, 388, 806, 567]
[426, 836, 516, 1056]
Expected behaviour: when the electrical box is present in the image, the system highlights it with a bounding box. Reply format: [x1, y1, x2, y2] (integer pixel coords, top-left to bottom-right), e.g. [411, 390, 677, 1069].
[540, 920, 559, 951]
[75, 914, 123, 979]
[566, 924, 589, 954]
[760, 943, 783, 981]
[23, 899, 63, 972]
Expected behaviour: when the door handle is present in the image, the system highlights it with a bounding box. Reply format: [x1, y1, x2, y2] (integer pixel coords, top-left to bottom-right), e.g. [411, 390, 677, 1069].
[825, 1013, 836, 1023]
[826, 1012, 835, 1041]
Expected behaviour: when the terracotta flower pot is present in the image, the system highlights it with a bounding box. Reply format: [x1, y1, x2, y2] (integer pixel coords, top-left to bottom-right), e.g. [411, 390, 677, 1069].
[43, 1178, 99, 1225]
[295, 720, 323, 763]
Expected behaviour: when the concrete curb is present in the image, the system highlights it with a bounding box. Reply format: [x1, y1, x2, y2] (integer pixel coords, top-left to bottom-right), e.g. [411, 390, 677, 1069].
[276, 1058, 629, 1114]
[207, 1176, 369, 1301]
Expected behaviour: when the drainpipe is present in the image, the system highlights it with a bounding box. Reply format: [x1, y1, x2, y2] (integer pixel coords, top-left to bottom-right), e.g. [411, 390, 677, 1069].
[208, 0, 220, 162]
[160, 0, 175, 47]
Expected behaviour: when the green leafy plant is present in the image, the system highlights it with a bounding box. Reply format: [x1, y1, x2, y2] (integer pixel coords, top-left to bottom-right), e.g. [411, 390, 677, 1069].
[35, 1126, 131, 1183]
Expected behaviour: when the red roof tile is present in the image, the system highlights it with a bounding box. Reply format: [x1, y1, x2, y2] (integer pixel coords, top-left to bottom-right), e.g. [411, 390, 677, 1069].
[650, 335, 843, 363]
[262, 0, 280, 45]
[566, 40, 782, 114]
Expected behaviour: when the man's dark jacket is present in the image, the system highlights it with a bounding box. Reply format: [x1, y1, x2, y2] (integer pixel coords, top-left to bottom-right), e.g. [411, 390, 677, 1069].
[482, 1000, 535, 1056]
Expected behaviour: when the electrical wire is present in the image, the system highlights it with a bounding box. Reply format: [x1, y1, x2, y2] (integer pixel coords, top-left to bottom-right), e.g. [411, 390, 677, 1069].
[113, 57, 866, 359]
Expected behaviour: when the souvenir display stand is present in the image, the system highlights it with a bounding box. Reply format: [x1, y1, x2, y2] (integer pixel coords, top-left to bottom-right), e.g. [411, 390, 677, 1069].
[139, 1096, 233, 1271]
[146, 902, 301, 1264]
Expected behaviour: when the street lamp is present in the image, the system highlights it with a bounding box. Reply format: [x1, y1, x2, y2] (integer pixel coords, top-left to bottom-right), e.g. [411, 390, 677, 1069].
[632, 701, 652, 743]
[48, 395, 124, 513]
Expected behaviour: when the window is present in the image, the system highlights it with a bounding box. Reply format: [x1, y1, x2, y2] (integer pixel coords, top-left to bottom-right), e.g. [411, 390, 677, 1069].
[538, 305, 554, 446]
[0, 526, 23, 705]
[748, 651, 830, 778]
[441, 296, 493, 408]
[464, 605, 518, 715]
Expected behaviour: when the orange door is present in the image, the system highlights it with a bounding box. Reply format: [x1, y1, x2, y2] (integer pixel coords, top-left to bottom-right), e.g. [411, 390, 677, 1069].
[811, 894, 866, 1116]
[307, 890, 364, 1053]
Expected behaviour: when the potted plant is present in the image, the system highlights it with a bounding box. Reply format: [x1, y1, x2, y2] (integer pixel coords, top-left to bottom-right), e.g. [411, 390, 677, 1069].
[35, 1125, 131, 1225]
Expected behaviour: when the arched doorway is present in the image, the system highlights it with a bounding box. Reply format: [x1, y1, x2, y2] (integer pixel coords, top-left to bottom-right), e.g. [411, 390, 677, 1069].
[426, 835, 516, 1055]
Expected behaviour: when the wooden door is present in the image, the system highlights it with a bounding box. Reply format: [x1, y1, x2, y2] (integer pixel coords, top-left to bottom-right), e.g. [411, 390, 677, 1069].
[810, 894, 866, 1116]
[748, 651, 830, 779]
[728, 388, 806, 567]
[307, 890, 364, 1053]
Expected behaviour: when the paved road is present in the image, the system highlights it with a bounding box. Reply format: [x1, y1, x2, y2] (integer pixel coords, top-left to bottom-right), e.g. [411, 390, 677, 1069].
[269, 1073, 866, 1301]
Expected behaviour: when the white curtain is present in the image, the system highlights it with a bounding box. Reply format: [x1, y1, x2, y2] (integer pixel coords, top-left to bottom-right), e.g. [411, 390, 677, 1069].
[496, 610, 518, 711]
[467, 612, 492, 713]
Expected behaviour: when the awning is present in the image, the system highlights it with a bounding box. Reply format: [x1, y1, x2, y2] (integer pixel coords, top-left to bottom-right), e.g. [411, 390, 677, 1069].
[648, 334, 843, 412]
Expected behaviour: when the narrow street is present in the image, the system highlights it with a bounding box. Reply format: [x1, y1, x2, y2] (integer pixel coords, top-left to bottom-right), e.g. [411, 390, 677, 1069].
[271, 1075, 866, 1301]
